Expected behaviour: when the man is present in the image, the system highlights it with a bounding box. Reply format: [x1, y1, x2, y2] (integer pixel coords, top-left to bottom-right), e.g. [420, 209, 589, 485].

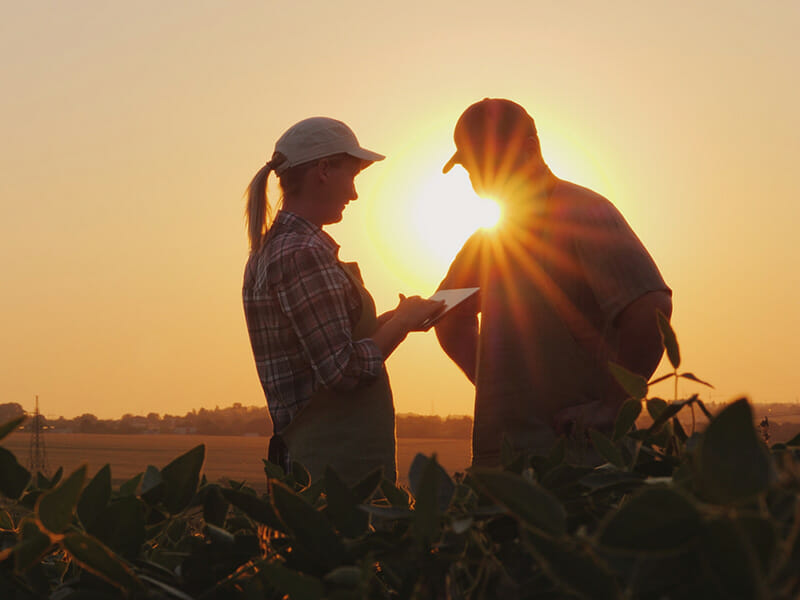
[435, 98, 672, 466]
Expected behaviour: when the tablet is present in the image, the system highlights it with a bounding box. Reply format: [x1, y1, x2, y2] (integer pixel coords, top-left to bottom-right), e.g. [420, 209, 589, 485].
[419, 287, 479, 330]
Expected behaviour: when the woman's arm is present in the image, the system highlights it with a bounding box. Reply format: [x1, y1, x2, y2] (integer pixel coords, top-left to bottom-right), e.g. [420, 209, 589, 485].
[372, 295, 445, 359]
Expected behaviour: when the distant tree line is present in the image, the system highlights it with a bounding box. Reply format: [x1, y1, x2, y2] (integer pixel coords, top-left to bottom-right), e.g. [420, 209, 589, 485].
[0, 402, 475, 439]
[3, 400, 799, 441]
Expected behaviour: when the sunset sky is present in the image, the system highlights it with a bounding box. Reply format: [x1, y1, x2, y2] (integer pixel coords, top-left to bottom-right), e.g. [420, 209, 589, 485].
[1, 1, 798, 420]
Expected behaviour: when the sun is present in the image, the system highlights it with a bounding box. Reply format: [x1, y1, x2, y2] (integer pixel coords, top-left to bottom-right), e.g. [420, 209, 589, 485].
[408, 169, 501, 264]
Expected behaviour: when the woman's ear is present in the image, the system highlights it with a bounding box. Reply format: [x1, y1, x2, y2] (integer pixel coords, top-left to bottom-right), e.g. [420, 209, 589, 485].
[315, 158, 332, 182]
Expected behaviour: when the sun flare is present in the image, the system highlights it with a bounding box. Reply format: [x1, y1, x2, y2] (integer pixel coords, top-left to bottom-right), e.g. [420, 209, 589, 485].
[409, 171, 501, 263]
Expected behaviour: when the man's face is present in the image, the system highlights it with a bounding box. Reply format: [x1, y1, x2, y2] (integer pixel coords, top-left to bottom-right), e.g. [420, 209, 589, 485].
[455, 131, 530, 201]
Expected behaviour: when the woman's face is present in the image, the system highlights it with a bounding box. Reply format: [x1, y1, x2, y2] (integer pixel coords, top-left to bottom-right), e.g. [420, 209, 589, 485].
[318, 156, 363, 225]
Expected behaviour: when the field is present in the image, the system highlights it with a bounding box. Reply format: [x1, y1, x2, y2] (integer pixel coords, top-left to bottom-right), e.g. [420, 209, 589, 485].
[2, 432, 471, 492]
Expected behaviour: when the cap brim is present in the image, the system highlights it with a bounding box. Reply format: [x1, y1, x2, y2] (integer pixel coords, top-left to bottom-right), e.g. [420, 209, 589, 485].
[349, 147, 385, 164]
[442, 151, 459, 174]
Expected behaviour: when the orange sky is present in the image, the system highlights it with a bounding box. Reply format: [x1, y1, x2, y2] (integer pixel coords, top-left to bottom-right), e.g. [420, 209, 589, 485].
[1, 1, 798, 419]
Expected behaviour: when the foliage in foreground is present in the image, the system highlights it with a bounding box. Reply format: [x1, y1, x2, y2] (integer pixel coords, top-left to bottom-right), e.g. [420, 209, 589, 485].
[1, 321, 799, 599]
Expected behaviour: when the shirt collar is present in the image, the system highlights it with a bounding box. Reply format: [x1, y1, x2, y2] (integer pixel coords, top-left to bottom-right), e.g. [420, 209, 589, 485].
[273, 210, 340, 255]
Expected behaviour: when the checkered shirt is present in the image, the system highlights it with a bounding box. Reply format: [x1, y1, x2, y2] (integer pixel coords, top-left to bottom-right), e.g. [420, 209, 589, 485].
[243, 211, 384, 434]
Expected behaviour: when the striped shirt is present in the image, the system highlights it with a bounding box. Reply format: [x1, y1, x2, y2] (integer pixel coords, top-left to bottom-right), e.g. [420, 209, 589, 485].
[243, 211, 384, 434]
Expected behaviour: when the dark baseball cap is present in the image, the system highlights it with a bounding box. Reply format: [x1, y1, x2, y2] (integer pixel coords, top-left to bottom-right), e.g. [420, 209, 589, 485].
[443, 98, 538, 174]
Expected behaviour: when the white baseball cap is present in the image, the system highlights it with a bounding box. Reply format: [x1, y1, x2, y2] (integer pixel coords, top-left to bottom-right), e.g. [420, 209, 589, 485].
[271, 117, 384, 174]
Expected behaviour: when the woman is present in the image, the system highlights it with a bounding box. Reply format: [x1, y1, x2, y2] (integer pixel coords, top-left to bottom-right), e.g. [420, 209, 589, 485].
[243, 117, 442, 484]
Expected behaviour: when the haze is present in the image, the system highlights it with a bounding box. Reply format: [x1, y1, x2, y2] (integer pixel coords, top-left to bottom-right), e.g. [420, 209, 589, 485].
[1, 1, 798, 419]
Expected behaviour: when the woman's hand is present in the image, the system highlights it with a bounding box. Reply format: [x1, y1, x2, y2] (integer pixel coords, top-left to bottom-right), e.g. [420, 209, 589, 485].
[376, 309, 396, 327]
[370, 295, 445, 360]
[393, 294, 445, 332]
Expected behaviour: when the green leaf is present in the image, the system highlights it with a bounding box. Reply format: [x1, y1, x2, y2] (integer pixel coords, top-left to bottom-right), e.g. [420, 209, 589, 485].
[0, 447, 31, 499]
[646, 398, 668, 420]
[694, 397, 714, 420]
[697, 399, 776, 504]
[204, 522, 235, 546]
[613, 399, 642, 441]
[292, 461, 311, 487]
[350, 466, 383, 503]
[90, 496, 146, 559]
[469, 468, 566, 537]
[579, 470, 645, 494]
[138, 575, 195, 600]
[160, 444, 204, 514]
[647, 372, 673, 386]
[359, 505, 412, 520]
[408, 453, 454, 512]
[648, 397, 695, 432]
[679, 372, 714, 388]
[597, 486, 701, 553]
[36, 465, 87, 534]
[50, 467, 63, 487]
[526, 530, 621, 600]
[736, 515, 778, 576]
[0, 416, 25, 441]
[271, 480, 345, 570]
[411, 455, 444, 544]
[222, 488, 285, 531]
[324, 466, 368, 538]
[78, 464, 111, 530]
[699, 517, 766, 599]
[589, 430, 625, 468]
[257, 560, 323, 600]
[62, 532, 143, 592]
[118, 472, 142, 496]
[500, 435, 522, 471]
[13, 518, 52, 573]
[0, 509, 13, 529]
[141, 464, 165, 505]
[202, 484, 229, 527]
[263, 458, 287, 480]
[608, 362, 648, 400]
[324, 565, 364, 587]
[657, 310, 680, 369]
[379, 479, 410, 508]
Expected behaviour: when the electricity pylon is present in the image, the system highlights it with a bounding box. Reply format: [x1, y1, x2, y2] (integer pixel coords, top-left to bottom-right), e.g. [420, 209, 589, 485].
[29, 395, 49, 476]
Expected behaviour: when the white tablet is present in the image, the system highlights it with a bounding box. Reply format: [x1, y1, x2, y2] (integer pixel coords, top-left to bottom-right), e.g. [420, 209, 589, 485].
[419, 287, 479, 330]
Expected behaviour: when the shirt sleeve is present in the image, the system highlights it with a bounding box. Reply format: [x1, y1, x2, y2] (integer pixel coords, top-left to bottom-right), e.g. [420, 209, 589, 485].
[277, 246, 384, 391]
[574, 201, 670, 328]
[437, 231, 484, 316]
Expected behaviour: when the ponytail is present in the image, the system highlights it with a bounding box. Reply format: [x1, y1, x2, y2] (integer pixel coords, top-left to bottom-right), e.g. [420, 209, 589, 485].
[245, 152, 286, 253]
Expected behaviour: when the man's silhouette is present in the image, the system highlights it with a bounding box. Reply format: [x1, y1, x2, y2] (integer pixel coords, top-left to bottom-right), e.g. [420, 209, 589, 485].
[435, 98, 672, 466]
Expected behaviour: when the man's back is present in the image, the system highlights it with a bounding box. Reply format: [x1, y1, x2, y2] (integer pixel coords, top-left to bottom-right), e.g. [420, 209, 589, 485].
[439, 179, 669, 464]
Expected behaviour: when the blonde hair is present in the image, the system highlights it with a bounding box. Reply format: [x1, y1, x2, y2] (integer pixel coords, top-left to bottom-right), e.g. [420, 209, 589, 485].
[245, 152, 350, 253]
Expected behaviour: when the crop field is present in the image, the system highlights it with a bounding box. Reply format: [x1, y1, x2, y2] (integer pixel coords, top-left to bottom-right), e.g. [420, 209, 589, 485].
[2, 432, 471, 492]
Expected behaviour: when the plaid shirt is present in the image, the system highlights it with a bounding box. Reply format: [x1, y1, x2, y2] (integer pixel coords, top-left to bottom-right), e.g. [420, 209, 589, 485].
[243, 211, 384, 434]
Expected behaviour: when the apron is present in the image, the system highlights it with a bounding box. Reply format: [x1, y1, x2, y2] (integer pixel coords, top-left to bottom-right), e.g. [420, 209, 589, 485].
[280, 262, 397, 485]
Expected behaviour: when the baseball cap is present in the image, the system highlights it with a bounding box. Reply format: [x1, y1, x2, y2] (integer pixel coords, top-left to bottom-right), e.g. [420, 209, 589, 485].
[443, 98, 537, 174]
[272, 117, 385, 174]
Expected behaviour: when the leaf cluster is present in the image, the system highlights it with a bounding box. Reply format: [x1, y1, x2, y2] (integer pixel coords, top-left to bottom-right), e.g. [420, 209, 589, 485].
[1, 320, 799, 598]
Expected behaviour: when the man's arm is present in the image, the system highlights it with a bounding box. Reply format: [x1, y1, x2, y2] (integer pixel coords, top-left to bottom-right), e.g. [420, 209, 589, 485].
[435, 312, 479, 385]
[553, 290, 672, 433]
[613, 289, 673, 387]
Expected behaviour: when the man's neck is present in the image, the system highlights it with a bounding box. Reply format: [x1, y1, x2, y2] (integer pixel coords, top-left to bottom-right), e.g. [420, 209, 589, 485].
[501, 168, 558, 216]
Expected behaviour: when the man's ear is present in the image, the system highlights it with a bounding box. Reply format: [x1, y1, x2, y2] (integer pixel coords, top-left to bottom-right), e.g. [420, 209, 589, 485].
[522, 135, 540, 160]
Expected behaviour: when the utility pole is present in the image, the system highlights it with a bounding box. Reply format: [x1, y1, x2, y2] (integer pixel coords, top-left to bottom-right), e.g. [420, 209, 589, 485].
[29, 395, 49, 476]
